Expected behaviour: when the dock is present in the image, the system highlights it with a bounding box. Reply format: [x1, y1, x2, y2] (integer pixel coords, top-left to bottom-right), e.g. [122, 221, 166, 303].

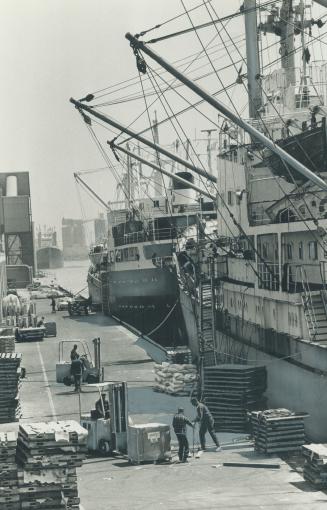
[1, 299, 326, 509]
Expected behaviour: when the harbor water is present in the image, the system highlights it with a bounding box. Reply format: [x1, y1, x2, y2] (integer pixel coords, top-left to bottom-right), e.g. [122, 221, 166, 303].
[39, 259, 89, 296]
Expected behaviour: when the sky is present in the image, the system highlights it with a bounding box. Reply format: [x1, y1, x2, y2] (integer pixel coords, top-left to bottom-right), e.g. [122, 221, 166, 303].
[0, 0, 325, 245]
[0, 0, 244, 242]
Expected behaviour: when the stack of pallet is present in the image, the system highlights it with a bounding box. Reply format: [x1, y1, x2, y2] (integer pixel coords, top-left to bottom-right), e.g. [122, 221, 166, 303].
[0, 334, 15, 353]
[302, 443, 327, 488]
[16, 421, 88, 509]
[203, 364, 267, 432]
[0, 353, 22, 423]
[0, 432, 19, 510]
[250, 408, 308, 454]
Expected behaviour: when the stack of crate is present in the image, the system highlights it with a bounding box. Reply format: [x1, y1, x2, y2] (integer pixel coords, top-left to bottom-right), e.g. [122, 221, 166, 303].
[166, 348, 192, 364]
[0, 334, 15, 353]
[203, 364, 267, 432]
[302, 443, 327, 488]
[16, 421, 88, 510]
[0, 432, 19, 510]
[250, 408, 308, 454]
[0, 353, 22, 423]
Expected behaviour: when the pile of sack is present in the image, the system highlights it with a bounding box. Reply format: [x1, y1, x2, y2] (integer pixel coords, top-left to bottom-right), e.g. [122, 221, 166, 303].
[154, 362, 198, 395]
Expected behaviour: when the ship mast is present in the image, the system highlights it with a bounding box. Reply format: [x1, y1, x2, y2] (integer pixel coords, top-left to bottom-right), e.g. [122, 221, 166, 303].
[123, 32, 327, 190]
[244, 0, 262, 118]
[259, 0, 296, 109]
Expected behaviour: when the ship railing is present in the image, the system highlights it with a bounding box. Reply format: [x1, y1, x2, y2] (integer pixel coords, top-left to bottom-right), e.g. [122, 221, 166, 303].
[114, 227, 181, 246]
[257, 262, 279, 291]
[283, 263, 325, 293]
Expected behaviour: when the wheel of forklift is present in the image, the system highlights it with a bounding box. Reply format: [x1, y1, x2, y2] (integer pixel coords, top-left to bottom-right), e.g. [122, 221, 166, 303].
[98, 438, 112, 456]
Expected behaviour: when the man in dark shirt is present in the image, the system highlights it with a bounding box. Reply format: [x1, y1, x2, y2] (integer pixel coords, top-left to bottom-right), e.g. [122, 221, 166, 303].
[172, 407, 194, 462]
[70, 344, 79, 361]
[191, 397, 221, 452]
[70, 355, 84, 392]
[95, 393, 110, 419]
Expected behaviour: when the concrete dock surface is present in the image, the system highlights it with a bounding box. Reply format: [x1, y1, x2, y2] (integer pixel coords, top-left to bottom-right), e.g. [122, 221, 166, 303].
[2, 299, 327, 509]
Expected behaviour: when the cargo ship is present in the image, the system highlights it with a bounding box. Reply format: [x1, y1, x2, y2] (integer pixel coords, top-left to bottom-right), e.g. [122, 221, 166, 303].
[36, 228, 64, 269]
[71, 0, 327, 440]
[87, 168, 215, 345]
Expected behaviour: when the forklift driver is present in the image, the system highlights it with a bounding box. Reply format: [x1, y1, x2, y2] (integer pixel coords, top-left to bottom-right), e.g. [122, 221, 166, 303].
[95, 393, 110, 419]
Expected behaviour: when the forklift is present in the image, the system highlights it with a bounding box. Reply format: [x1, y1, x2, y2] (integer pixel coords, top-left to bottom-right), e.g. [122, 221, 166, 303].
[79, 382, 128, 455]
[56, 338, 103, 384]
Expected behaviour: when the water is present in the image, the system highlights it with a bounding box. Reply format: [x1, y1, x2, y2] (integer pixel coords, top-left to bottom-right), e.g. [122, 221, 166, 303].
[41, 259, 90, 296]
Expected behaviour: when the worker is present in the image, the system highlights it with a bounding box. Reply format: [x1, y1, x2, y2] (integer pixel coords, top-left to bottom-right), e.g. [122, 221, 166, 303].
[50, 296, 56, 313]
[95, 393, 110, 419]
[172, 407, 194, 463]
[191, 397, 221, 452]
[14, 327, 21, 342]
[70, 344, 79, 361]
[36, 316, 45, 327]
[70, 354, 84, 392]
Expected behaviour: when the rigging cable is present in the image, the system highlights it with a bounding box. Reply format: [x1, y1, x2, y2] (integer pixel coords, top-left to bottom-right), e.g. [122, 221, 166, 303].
[204, 0, 327, 249]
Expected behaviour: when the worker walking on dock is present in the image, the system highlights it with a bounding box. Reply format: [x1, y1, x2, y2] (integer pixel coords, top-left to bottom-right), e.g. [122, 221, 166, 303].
[70, 355, 84, 392]
[172, 407, 194, 463]
[50, 296, 56, 313]
[191, 398, 221, 452]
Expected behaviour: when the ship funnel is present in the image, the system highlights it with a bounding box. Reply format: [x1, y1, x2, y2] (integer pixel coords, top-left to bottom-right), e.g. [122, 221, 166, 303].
[172, 171, 196, 206]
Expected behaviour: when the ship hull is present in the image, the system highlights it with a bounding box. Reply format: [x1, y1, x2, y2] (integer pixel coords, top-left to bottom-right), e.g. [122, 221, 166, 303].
[180, 289, 327, 442]
[36, 247, 64, 269]
[87, 271, 103, 307]
[105, 267, 186, 347]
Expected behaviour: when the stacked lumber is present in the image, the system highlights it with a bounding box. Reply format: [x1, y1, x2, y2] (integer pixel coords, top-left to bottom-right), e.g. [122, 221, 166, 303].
[302, 443, 327, 488]
[203, 364, 267, 432]
[166, 348, 192, 364]
[16, 421, 88, 510]
[0, 353, 22, 423]
[0, 335, 15, 353]
[0, 432, 19, 510]
[251, 408, 308, 454]
[154, 362, 197, 395]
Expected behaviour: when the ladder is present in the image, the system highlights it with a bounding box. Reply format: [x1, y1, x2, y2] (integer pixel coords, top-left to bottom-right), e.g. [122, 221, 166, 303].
[300, 266, 318, 341]
[199, 273, 216, 366]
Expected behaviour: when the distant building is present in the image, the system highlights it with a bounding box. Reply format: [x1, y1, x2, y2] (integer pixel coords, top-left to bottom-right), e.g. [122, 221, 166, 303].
[62, 218, 88, 260]
[0, 173, 35, 288]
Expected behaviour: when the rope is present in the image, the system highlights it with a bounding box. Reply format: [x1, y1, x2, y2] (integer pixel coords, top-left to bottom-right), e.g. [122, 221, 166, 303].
[144, 299, 179, 337]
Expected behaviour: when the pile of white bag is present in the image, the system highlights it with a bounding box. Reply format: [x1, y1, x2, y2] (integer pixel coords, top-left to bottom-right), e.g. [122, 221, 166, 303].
[154, 362, 198, 395]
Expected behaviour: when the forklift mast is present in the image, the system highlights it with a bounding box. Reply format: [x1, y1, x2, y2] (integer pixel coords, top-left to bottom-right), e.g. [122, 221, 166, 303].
[108, 382, 128, 452]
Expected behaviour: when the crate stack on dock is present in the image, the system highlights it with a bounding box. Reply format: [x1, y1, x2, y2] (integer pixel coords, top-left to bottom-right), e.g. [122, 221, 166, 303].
[203, 364, 267, 432]
[166, 348, 192, 364]
[0, 432, 20, 510]
[250, 408, 308, 454]
[0, 331, 15, 353]
[0, 353, 22, 423]
[302, 444, 327, 488]
[16, 421, 88, 509]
